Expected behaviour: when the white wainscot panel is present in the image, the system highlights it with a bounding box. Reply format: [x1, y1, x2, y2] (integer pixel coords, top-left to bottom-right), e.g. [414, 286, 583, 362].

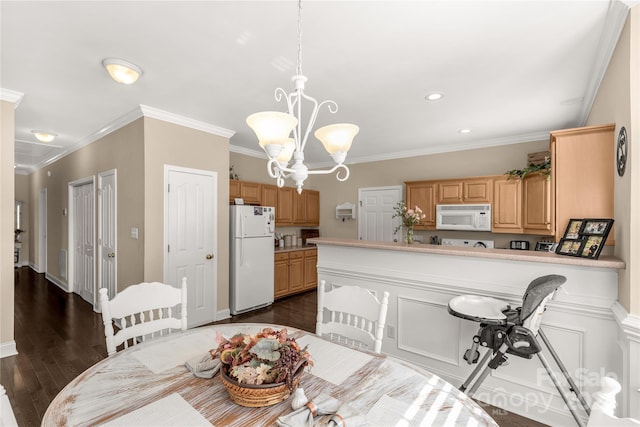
[397, 295, 460, 366]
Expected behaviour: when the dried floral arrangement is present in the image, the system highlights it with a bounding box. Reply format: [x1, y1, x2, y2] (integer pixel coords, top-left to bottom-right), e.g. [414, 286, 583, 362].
[212, 328, 313, 390]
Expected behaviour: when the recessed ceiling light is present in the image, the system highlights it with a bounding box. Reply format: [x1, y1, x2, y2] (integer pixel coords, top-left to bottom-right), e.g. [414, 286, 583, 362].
[102, 58, 143, 84]
[458, 129, 472, 134]
[425, 92, 443, 101]
[31, 130, 57, 142]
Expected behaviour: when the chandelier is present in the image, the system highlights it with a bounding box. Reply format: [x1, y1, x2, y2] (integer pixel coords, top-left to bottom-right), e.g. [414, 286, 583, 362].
[246, 0, 359, 194]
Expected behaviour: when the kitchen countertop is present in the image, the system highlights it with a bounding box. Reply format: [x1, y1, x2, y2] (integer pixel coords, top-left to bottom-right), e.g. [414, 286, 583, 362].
[308, 237, 625, 270]
[274, 244, 317, 254]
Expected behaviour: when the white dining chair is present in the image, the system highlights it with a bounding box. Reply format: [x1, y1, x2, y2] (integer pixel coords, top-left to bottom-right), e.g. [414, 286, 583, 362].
[316, 280, 390, 354]
[99, 278, 187, 356]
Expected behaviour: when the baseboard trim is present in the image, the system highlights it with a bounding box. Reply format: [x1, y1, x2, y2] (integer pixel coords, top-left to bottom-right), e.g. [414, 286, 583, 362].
[0, 341, 18, 358]
[29, 263, 45, 274]
[217, 308, 231, 321]
[45, 273, 69, 292]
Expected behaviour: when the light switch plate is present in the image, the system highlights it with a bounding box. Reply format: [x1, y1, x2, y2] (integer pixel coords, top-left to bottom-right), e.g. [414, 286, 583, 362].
[131, 227, 139, 239]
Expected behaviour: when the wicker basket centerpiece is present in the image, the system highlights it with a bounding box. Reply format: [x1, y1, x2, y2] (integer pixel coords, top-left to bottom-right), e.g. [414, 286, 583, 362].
[212, 328, 312, 408]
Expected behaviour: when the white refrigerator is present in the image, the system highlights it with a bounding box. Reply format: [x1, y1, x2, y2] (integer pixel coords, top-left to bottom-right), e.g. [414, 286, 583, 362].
[229, 206, 275, 314]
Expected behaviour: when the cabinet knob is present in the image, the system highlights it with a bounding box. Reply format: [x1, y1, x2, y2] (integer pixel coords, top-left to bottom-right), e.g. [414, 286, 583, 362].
[206, 254, 214, 260]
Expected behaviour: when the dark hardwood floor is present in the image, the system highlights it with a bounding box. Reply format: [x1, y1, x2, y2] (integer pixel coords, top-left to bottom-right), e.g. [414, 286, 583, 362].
[3, 267, 546, 426]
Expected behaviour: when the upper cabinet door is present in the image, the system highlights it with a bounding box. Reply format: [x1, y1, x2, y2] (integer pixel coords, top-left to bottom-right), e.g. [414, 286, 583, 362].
[463, 178, 493, 203]
[522, 173, 553, 235]
[492, 177, 523, 233]
[305, 190, 320, 226]
[437, 181, 463, 204]
[277, 187, 294, 225]
[405, 181, 437, 229]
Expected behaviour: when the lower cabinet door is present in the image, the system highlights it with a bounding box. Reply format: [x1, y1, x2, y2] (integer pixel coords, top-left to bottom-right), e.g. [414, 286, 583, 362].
[274, 253, 289, 298]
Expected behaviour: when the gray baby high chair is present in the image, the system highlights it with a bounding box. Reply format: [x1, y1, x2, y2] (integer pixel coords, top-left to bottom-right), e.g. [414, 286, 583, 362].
[447, 274, 591, 426]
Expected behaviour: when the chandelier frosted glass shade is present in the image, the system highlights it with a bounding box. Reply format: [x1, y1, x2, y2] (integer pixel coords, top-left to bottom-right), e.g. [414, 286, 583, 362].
[246, 111, 298, 156]
[314, 123, 359, 157]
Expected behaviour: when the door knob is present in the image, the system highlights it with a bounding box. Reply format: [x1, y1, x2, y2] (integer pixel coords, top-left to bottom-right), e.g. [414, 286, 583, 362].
[108, 253, 115, 258]
[206, 254, 214, 260]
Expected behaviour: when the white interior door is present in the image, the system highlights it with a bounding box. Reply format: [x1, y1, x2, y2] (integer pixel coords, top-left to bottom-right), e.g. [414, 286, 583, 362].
[38, 188, 47, 274]
[358, 186, 402, 242]
[165, 166, 217, 328]
[72, 180, 95, 305]
[98, 170, 117, 300]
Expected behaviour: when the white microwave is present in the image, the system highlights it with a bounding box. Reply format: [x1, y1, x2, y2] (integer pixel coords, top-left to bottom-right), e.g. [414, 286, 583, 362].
[436, 204, 492, 231]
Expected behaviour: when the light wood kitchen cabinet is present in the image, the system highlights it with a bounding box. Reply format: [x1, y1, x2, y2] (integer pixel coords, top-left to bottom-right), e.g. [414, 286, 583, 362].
[229, 180, 261, 205]
[229, 180, 320, 226]
[405, 180, 437, 229]
[274, 249, 315, 299]
[274, 253, 290, 299]
[240, 181, 261, 205]
[523, 173, 552, 234]
[276, 187, 294, 224]
[437, 178, 492, 204]
[288, 251, 305, 293]
[261, 184, 278, 208]
[278, 188, 320, 226]
[551, 124, 615, 244]
[229, 180, 241, 202]
[305, 190, 320, 226]
[437, 181, 463, 204]
[293, 191, 307, 225]
[492, 176, 523, 233]
[303, 248, 318, 290]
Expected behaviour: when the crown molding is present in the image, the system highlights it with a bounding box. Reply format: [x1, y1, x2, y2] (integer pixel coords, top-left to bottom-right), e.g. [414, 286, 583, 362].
[0, 88, 24, 109]
[578, 0, 633, 125]
[305, 130, 551, 169]
[140, 105, 235, 138]
[34, 105, 237, 171]
[229, 144, 267, 159]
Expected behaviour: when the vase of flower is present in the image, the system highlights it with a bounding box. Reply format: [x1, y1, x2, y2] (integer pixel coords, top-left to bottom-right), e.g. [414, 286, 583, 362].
[393, 202, 425, 244]
[406, 226, 414, 244]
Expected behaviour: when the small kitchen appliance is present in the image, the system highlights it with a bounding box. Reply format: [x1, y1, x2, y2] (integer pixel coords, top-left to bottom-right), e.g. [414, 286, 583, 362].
[300, 229, 320, 245]
[436, 204, 492, 231]
[441, 238, 494, 248]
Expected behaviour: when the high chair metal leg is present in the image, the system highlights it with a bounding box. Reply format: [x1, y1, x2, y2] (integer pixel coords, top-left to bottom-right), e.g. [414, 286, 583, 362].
[459, 348, 493, 392]
[538, 328, 590, 416]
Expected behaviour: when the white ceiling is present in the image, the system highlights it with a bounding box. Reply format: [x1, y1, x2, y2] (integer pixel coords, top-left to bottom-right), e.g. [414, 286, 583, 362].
[1, 1, 633, 175]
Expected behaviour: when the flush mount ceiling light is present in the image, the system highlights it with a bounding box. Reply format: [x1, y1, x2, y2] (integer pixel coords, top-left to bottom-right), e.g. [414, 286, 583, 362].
[425, 92, 443, 101]
[102, 58, 143, 84]
[31, 130, 57, 143]
[458, 129, 472, 134]
[246, 0, 359, 194]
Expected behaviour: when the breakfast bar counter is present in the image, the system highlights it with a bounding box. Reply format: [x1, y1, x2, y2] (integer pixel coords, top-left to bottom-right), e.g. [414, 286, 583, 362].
[309, 237, 624, 426]
[308, 237, 625, 269]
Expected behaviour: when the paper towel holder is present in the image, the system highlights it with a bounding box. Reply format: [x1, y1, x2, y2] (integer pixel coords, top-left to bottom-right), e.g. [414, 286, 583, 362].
[336, 202, 356, 221]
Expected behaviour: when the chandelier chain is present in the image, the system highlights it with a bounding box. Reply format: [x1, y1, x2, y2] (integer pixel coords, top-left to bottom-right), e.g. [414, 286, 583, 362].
[297, 0, 303, 76]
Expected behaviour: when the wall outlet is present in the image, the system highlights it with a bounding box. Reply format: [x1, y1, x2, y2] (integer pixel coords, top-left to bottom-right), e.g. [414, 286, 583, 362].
[387, 325, 396, 339]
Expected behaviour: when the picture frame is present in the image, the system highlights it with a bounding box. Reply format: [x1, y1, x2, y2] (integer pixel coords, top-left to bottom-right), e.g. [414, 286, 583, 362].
[579, 219, 614, 237]
[579, 235, 605, 259]
[555, 218, 613, 260]
[562, 219, 583, 239]
[555, 239, 585, 256]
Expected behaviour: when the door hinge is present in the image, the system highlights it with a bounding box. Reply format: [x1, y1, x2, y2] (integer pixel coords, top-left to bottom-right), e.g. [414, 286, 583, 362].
[167, 184, 170, 192]
[167, 245, 170, 253]
[359, 200, 362, 207]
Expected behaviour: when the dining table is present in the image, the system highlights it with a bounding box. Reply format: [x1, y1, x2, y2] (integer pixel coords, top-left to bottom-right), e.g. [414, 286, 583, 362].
[42, 323, 498, 426]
